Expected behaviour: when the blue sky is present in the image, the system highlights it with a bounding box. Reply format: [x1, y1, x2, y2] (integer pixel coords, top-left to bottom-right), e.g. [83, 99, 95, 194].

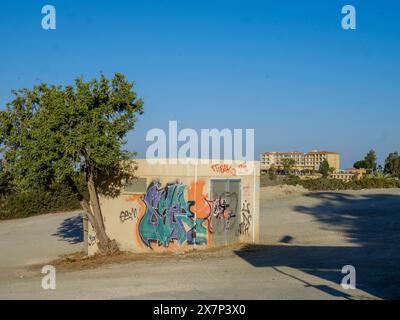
[1, 0, 399, 168]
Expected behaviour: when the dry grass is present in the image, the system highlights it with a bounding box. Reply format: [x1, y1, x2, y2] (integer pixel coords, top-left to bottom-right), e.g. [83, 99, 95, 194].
[28, 243, 251, 274]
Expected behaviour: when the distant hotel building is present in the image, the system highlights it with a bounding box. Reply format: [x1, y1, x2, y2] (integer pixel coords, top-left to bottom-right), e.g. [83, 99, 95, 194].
[330, 168, 366, 181]
[261, 150, 340, 172]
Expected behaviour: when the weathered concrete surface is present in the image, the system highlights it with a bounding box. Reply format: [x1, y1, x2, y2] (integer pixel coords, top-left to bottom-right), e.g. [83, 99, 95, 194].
[1, 188, 399, 299]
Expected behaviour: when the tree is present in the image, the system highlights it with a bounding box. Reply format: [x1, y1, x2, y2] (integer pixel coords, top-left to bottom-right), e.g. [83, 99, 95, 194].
[281, 158, 295, 174]
[353, 160, 368, 169]
[353, 150, 378, 173]
[268, 164, 277, 180]
[384, 152, 400, 177]
[319, 159, 330, 177]
[0, 73, 144, 254]
[365, 149, 377, 172]
[0, 161, 11, 196]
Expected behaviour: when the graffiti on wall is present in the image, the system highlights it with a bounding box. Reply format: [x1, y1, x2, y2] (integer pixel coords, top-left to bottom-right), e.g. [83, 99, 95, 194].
[206, 192, 238, 234]
[88, 234, 96, 246]
[236, 162, 254, 176]
[211, 162, 252, 176]
[138, 182, 208, 249]
[238, 200, 251, 235]
[123, 180, 250, 250]
[211, 164, 236, 176]
[120, 207, 137, 223]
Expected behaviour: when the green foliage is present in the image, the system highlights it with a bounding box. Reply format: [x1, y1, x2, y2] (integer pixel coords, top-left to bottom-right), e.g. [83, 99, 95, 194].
[353, 160, 368, 169]
[285, 177, 400, 191]
[0, 73, 143, 228]
[0, 176, 88, 220]
[353, 177, 400, 189]
[268, 171, 277, 181]
[354, 150, 377, 173]
[282, 158, 295, 174]
[0, 162, 11, 196]
[268, 164, 277, 180]
[384, 152, 400, 178]
[365, 150, 377, 172]
[284, 175, 301, 185]
[367, 171, 390, 179]
[0, 188, 75, 220]
[0, 72, 144, 191]
[318, 159, 330, 177]
[302, 169, 317, 175]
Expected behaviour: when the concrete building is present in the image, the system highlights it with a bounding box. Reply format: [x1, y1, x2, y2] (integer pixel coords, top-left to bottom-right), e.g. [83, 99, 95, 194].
[330, 168, 366, 182]
[261, 150, 340, 172]
[86, 159, 260, 255]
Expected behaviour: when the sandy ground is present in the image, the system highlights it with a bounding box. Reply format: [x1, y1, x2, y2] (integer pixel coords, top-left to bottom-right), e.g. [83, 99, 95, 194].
[0, 187, 399, 299]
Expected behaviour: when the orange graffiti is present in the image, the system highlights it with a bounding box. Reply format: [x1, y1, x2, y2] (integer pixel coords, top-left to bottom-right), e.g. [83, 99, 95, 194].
[125, 194, 147, 250]
[188, 181, 209, 218]
[211, 164, 236, 176]
[188, 180, 213, 246]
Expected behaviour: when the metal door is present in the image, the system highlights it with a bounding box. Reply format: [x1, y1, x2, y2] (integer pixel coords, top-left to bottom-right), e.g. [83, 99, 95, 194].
[209, 179, 241, 245]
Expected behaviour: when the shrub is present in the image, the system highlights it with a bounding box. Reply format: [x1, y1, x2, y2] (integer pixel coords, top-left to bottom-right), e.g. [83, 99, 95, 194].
[0, 178, 88, 220]
[285, 177, 400, 191]
[284, 175, 301, 185]
[0, 170, 11, 196]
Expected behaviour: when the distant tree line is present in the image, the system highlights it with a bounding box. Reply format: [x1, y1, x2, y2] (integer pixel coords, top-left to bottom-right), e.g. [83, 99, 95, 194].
[354, 149, 400, 178]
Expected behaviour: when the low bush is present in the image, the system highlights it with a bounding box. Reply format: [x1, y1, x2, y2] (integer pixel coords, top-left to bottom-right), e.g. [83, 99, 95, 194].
[0, 178, 88, 220]
[285, 176, 400, 191]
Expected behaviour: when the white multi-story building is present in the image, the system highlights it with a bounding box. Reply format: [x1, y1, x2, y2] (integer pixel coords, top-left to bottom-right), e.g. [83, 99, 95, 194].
[261, 150, 340, 172]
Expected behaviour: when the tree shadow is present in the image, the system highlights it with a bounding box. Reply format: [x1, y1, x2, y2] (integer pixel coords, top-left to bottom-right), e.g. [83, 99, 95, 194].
[235, 191, 400, 299]
[52, 214, 84, 244]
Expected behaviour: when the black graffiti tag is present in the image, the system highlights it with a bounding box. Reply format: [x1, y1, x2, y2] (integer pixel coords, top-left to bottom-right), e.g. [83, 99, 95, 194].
[239, 200, 251, 235]
[120, 207, 137, 223]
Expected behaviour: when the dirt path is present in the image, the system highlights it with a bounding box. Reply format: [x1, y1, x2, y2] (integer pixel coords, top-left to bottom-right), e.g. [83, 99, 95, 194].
[259, 187, 400, 299]
[1, 188, 399, 299]
[0, 245, 374, 300]
[0, 210, 84, 280]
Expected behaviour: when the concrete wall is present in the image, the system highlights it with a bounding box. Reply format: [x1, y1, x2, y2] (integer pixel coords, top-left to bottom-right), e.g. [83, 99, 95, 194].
[87, 159, 260, 255]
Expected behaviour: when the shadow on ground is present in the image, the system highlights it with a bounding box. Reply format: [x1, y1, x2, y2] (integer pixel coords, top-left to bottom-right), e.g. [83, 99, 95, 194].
[235, 191, 400, 299]
[52, 214, 83, 244]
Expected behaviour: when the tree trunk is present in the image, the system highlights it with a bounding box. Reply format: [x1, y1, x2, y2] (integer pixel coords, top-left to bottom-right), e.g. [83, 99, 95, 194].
[86, 173, 119, 254]
[66, 175, 119, 255]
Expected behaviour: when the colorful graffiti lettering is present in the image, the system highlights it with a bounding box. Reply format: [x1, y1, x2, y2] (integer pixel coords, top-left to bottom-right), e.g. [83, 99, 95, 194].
[187, 181, 213, 244]
[211, 164, 236, 176]
[238, 200, 251, 235]
[128, 180, 245, 249]
[138, 182, 208, 249]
